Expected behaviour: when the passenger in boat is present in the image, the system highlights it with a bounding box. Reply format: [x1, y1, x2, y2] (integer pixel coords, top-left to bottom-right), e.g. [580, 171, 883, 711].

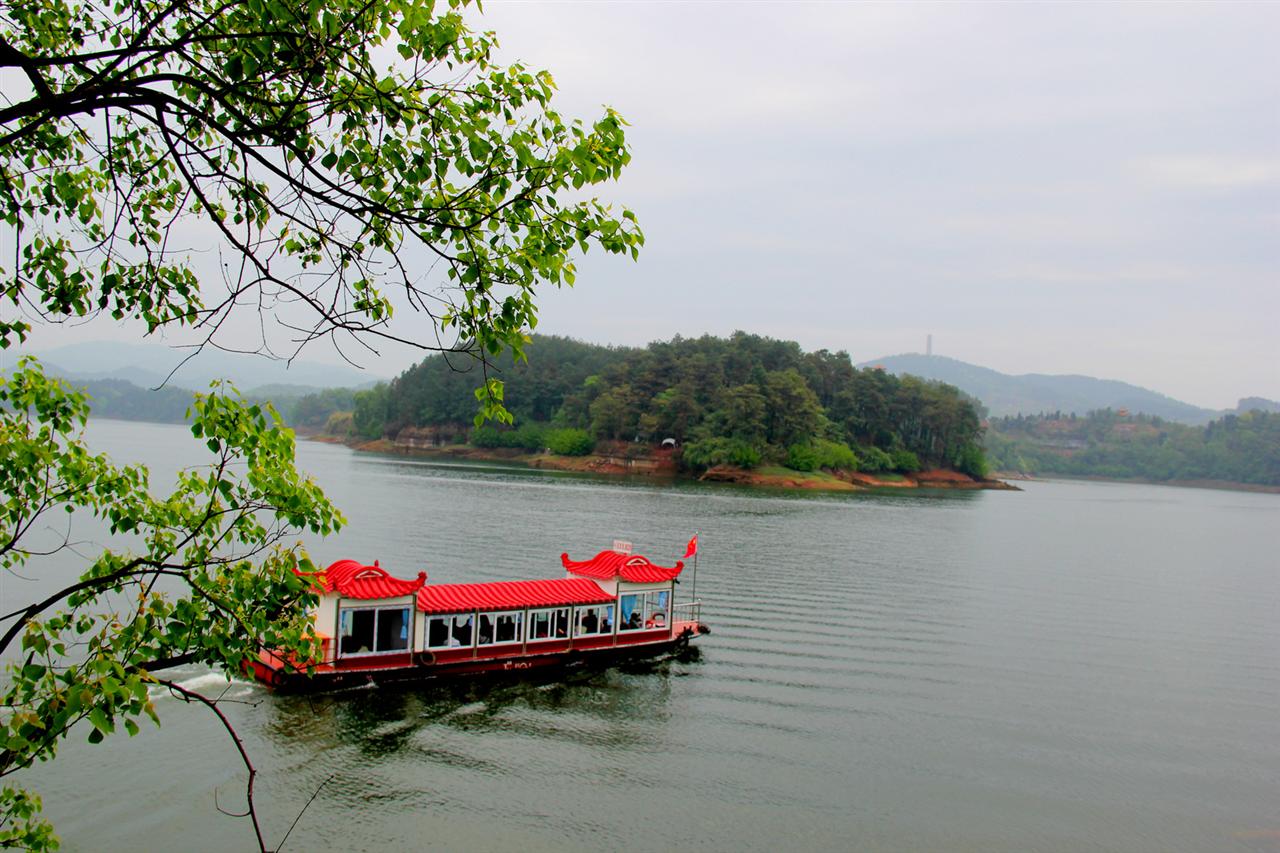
[601, 612, 613, 633]
[626, 611, 642, 630]
[581, 611, 598, 634]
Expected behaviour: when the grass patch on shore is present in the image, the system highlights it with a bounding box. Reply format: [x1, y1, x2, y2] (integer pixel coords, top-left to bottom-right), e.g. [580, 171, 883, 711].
[756, 466, 853, 488]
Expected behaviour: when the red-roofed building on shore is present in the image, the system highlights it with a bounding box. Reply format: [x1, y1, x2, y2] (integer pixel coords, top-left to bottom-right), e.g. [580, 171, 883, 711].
[253, 540, 707, 691]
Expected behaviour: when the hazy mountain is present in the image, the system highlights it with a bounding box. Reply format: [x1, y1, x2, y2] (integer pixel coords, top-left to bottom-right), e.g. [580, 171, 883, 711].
[22, 340, 385, 392]
[1238, 397, 1280, 414]
[244, 382, 373, 400]
[0, 370, 365, 426]
[64, 377, 194, 424]
[861, 353, 1224, 425]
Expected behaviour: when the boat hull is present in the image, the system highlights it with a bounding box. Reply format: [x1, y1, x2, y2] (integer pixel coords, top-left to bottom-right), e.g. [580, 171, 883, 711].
[253, 623, 707, 693]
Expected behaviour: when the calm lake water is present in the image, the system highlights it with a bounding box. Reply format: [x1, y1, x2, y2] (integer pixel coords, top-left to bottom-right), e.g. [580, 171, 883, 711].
[11, 419, 1280, 852]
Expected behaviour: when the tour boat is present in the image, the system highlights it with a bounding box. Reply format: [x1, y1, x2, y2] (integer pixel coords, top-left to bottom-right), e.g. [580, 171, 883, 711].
[252, 541, 708, 691]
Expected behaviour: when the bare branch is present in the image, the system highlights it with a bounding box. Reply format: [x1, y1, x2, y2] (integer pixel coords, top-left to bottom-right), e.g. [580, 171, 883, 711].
[154, 677, 267, 853]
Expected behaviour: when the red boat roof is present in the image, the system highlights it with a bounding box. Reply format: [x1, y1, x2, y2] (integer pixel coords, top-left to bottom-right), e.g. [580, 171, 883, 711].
[560, 550, 684, 583]
[417, 577, 615, 614]
[301, 560, 428, 600]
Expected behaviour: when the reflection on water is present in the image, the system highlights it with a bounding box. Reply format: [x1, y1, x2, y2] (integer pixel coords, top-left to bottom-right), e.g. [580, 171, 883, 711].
[268, 656, 689, 761]
[14, 421, 1280, 853]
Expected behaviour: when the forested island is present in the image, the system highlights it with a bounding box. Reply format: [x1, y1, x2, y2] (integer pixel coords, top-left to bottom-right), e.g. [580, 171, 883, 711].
[300, 333, 1002, 490]
[985, 409, 1280, 489]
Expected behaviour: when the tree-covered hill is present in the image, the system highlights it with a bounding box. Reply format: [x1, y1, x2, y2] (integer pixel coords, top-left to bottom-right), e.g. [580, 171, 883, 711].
[985, 409, 1280, 487]
[0, 366, 360, 430]
[354, 335, 634, 438]
[347, 333, 990, 476]
[864, 353, 1223, 424]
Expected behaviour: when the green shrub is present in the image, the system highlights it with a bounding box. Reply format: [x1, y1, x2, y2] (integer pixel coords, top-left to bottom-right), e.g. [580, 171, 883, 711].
[730, 442, 764, 468]
[786, 439, 859, 472]
[508, 422, 546, 451]
[813, 438, 859, 471]
[857, 446, 894, 472]
[891, 448, 921, 473]
[545, 427, 594, 456]
[471, 424, 505, 448]
[323, 410, 354, 437]
[351, 383, 389, 439]
[471, 422, 548, 451]
[786, 443, 819, 471]
[683, 437, 762, 469]
[954, 444, 989, 478]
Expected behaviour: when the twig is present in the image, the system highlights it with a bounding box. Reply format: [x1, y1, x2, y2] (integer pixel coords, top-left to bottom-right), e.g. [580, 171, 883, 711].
[154, 677, 267, 852]
[275, 773, 335, 852]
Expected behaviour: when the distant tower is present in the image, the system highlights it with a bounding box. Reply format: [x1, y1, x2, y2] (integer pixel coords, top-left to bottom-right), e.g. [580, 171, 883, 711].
[926, 334, 933, 357]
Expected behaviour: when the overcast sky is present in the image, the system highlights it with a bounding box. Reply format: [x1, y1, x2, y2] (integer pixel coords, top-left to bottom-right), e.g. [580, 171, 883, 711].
[475, 0, 1280, 410]
[12, 1, 1279, 409]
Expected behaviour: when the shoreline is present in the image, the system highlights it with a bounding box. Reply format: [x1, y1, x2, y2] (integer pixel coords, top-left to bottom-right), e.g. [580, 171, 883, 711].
[307, 434, 1020, 492]
[309, 433, 1279, 495]
[1034, 472, 1280, 495]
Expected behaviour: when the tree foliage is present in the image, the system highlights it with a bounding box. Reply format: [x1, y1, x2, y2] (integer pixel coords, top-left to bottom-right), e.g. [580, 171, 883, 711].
[339, 335, 629, 438]
[1, 0, 640, 395]
[682, 437, 762, 469]
[855, 445, 893, 473]
[1, 361, 342, 848]
[985, 409, 1280, 486]
[2, 0, 642, 844]
[543, 427, 593, 457]
[287, 386, 358, 431]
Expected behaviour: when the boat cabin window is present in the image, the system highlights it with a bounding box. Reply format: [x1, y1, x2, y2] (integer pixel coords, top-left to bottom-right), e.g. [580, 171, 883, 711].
[619, 590, 670, 631]
[528, 607, 571, 641]
[477, 611, 523, 646]
[575, 604, 614, 637]
[338, 605, 411, 656]
[426, 614, 474, 649]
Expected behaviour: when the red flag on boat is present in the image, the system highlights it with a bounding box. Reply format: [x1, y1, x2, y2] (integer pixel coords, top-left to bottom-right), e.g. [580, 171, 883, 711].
[683, 534, 698, 559]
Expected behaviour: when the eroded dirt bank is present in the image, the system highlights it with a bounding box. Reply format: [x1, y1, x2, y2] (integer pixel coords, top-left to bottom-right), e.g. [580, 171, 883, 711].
[306, 429, 1018, 492]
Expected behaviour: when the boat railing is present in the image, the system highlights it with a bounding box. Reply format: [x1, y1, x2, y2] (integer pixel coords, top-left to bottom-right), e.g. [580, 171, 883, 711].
[670, 600, 702, 625]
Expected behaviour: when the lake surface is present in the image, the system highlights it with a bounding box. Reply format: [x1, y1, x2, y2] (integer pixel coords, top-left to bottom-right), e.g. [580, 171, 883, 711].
[11, 420, 1280, 852]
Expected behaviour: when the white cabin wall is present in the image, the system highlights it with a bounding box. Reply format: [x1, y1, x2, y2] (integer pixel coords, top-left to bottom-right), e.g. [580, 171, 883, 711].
[338, 594, 415, 610]
[586, 577, 619, 596]
[617, 582, 672, 595]
[414, 609, 430, 653]
[314, 594, 338, 638]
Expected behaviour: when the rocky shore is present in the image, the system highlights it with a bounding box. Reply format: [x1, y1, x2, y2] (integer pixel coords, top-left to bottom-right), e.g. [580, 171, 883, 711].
[309, 430, 1018, 493]
[698, 465, 1019, 491]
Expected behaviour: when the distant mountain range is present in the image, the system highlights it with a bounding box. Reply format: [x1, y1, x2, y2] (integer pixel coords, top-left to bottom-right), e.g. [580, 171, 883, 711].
[8, 341, 1276, 431]
[17, 340, 385, 395]
[860, 353, 1275, 425]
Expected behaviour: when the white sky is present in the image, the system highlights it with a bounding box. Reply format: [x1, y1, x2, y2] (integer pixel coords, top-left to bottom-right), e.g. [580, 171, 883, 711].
[11, 1, 1279, 409]
[479, 0, 1280, 410]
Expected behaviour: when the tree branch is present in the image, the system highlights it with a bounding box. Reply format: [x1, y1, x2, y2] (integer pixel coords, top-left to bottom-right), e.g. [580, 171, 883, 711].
[153, 677, 267, 852]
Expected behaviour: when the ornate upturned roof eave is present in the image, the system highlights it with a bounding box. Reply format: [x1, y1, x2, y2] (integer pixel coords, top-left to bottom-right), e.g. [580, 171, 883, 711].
[560, 550, 684, 584]
[296, 559, 428, 600]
